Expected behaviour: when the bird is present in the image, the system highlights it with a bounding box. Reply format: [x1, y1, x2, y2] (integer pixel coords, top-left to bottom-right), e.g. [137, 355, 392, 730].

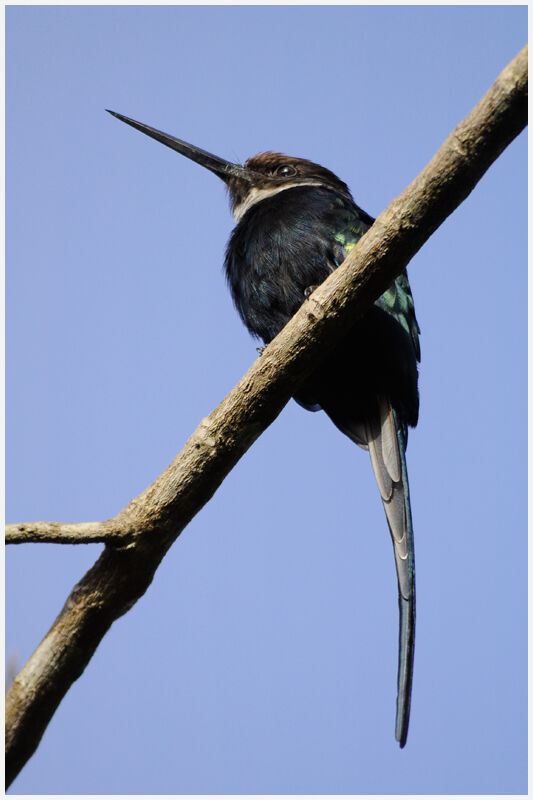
[107, 110, 421, 748]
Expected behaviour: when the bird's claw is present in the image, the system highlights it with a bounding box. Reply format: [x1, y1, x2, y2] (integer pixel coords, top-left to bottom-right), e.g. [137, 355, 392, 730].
[305, 285, 318, 298]
[256, 346, 265, 356]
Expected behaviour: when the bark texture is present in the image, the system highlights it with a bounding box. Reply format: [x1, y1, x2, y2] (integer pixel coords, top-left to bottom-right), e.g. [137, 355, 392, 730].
[5, 45, 527, 788]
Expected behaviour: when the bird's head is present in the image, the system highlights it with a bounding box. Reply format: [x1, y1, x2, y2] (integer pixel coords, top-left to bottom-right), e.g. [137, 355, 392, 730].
[107, 111, 353, 220]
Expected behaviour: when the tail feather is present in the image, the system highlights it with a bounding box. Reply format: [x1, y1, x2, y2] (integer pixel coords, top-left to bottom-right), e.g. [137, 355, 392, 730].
[325, 397, 415, 747]
[396, 594, 415, 747]
[366, 399, 415, 747]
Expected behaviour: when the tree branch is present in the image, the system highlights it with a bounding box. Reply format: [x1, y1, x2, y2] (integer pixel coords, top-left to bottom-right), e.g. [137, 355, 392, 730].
[5, 520, 134, 545]
[5, 45, 527, 788]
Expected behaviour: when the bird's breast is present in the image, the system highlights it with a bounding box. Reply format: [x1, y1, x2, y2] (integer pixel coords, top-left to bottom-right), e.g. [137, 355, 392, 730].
[225, 186, 366, 343]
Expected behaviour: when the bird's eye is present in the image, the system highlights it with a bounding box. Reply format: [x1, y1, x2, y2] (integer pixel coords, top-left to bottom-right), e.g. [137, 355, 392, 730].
[275, 164, 297, 177]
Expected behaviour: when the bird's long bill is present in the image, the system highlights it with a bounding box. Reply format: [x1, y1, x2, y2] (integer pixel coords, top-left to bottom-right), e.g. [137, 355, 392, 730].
[107, 110, 250, 183]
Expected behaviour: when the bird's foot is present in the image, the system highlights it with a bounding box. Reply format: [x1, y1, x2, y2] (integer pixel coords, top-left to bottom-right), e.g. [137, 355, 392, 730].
[305, 285, 318, 298]
[256, 346, 265, 356]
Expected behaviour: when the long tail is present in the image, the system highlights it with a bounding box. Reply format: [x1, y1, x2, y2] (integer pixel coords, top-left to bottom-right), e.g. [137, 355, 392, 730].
[364, 398, 415, 748]
[324, 396, 415, 747]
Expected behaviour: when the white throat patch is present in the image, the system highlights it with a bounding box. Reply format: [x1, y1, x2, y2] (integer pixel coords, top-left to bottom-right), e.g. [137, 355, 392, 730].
[232, 180, 326, 222]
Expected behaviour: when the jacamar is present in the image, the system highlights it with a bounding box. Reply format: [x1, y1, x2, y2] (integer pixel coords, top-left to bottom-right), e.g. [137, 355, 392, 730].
[108, 110, 420, 748]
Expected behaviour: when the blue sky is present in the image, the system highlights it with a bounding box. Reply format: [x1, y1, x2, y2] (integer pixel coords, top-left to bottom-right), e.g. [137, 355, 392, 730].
[6, 5, 527, 795]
